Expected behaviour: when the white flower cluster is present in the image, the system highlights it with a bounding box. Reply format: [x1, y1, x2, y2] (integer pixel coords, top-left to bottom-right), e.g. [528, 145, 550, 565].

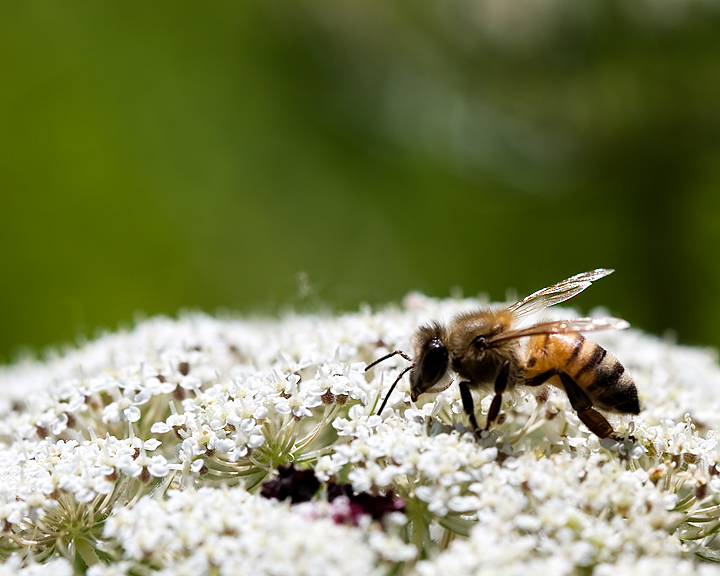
[150, 359, 369, 485]
[1, 292, 720, 574]
[0, 558, 72, 576]
[0, 432, 166, 524]
[316, 404, 500, 516]
[415, 443, 700, 576]
[94, 486, 380, 576]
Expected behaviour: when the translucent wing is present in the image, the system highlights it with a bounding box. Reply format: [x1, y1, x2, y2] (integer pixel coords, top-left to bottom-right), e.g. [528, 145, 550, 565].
[506, 269, 614, 319]
[487, 317, 630, 345]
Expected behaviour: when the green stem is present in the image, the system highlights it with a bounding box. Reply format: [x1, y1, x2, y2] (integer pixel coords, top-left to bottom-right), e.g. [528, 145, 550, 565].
[76, 537, 101, 568]
[405, 499, 429, 560]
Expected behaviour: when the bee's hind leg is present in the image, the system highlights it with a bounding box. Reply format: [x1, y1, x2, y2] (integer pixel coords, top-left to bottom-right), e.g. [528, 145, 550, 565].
[557, 372, 616, 439]
[526, 369, 616, 439]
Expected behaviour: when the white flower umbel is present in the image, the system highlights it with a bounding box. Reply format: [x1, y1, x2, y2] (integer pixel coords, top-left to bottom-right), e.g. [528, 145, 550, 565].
[2, 295, 720, 573]
[101, 486, 379, 576]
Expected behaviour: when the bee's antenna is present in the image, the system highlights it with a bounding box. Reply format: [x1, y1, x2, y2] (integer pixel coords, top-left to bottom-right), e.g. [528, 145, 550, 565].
[376, 365, 413, 415]
[365, 350, 412, 372]
[366, 350, 414, 415]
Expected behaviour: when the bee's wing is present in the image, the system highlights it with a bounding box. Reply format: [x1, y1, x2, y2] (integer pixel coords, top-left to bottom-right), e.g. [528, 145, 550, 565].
[506, 269, 614, 319]
[487, 317, 629, 345]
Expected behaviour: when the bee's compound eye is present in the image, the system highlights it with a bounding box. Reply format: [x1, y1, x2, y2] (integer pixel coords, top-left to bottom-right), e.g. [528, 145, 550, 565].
[411, 338, 449, 395]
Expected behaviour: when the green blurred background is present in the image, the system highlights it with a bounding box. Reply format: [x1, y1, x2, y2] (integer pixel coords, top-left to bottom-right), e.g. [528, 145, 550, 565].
[2, 1, 720, 362]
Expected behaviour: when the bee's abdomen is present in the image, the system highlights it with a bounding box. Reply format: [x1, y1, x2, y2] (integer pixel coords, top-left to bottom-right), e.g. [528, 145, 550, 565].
[526, 333, 639, 415]
[587, 356, 638, 414]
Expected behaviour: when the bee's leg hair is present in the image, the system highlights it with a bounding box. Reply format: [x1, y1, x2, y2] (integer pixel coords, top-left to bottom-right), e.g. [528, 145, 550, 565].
[485, 360, 510, 430]
[525, 369, 615, 439]
[459, 382, 480, 431]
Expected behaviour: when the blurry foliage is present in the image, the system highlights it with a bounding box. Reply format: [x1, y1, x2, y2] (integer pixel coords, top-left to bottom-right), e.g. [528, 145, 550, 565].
[1, 0, 720, 361]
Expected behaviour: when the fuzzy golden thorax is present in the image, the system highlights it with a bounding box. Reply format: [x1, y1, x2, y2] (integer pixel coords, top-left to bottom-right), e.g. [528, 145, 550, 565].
[447, 308, 521, 385]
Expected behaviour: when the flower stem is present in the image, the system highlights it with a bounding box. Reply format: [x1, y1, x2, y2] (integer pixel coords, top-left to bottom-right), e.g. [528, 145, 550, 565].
[76, 537, 101, 568]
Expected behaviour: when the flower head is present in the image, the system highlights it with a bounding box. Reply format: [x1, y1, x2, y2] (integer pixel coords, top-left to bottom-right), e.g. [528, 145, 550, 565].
[1, 297, 720, 573]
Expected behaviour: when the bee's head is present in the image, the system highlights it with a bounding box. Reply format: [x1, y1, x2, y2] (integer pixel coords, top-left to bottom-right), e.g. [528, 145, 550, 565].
[409, 323, 450, 401]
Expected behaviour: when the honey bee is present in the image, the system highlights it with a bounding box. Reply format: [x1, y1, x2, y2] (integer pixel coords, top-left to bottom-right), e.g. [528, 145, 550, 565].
[366, 269, 639, 439]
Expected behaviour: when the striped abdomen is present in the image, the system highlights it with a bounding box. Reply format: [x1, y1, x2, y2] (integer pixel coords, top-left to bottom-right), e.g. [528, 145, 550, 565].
[523, 333, 639, 414]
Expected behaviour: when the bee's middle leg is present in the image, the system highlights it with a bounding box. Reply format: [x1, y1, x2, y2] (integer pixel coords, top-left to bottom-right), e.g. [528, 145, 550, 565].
[485, 360, 510, 430]
[461, 361, 510, 432]
[459, 382, 480, 431]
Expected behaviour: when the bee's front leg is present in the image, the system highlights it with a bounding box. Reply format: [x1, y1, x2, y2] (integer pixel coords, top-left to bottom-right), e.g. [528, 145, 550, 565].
[485, 360, 510, 430]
